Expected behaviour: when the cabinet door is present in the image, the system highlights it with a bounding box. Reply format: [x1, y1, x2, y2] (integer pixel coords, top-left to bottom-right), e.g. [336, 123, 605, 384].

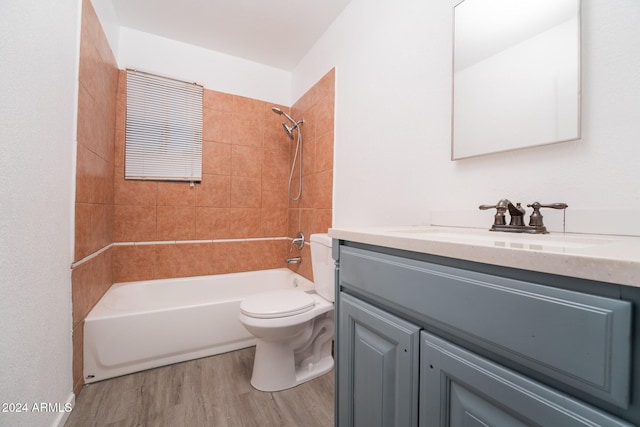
[420, 331, 633, 427]
[338, 293, 420, 427]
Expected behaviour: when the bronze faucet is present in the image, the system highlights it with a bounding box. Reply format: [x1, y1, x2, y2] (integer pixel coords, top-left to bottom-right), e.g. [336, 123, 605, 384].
[479, 200, 568, 234]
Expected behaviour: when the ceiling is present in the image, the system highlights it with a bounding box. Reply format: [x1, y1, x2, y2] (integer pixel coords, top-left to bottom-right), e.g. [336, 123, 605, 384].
[110, 0, 353, 71]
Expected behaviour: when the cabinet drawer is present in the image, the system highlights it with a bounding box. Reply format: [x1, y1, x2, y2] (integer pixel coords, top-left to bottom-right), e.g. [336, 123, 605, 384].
[339, 246, 632, 407]
[421, 332, 633, 427]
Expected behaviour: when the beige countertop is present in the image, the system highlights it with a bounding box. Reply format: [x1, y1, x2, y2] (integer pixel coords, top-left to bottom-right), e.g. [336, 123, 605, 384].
[329, 226, 640, 288]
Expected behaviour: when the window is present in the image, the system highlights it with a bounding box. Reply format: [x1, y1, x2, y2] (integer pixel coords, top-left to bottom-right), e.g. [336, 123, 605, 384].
[125, 69, 203, 182]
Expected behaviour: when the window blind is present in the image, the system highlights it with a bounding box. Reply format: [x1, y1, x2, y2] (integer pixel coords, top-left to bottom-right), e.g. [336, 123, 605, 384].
[125, 69, 203, 182]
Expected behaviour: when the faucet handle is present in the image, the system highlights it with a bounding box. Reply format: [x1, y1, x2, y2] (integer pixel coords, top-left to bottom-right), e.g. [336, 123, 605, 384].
[479, 199, 510, 226]
[535, 203, 569, 210]
[526, 202, 568, 228]
[290, 231, 305, 252]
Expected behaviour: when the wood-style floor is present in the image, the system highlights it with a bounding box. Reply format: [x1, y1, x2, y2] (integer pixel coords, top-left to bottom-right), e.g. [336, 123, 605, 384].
[65, 347, 334, 427]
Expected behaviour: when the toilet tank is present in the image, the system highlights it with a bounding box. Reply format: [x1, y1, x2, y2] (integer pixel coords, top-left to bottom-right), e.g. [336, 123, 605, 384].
[310, 233, 335, 302]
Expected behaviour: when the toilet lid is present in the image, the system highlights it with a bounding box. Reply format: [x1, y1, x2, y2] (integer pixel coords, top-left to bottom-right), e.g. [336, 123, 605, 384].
[240, 290, 315, 319]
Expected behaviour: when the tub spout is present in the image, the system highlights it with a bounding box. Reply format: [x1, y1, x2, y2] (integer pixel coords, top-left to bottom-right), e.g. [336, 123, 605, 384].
[286, 257, 301, 264]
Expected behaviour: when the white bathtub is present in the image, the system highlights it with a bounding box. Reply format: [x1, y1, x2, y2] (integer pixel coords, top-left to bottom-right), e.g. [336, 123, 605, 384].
[83, 268, 314, 383]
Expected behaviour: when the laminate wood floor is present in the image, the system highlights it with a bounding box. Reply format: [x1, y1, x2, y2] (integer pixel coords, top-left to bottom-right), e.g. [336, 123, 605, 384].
[65, 347, 334, 427]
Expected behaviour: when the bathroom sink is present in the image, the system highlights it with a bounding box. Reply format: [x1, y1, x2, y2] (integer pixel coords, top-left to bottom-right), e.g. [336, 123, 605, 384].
[389, 227, 617, 252]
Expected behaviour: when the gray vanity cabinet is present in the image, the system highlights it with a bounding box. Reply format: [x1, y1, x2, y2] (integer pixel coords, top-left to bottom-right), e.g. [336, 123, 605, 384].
[337, 293, 420, 427]
[335, 241, 636, 427]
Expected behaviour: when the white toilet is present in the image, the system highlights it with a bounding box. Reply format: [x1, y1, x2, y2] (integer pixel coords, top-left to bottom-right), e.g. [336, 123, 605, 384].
[239, 233, 335, 392]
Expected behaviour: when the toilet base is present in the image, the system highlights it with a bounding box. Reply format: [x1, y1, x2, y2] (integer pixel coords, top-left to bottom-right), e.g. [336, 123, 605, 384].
[250, 340, 334, 392]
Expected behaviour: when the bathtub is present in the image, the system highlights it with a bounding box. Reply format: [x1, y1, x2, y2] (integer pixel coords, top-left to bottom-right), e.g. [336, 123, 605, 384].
[83, 268, 314, 383]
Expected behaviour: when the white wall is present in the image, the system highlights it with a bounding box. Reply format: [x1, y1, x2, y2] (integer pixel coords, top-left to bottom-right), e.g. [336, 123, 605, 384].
[293, 0, 435, 228]
[294, 0, 640, 236]
[118, 27, 292, 106]
[91, 0, 120, 59]
[0, 0, 78, 426]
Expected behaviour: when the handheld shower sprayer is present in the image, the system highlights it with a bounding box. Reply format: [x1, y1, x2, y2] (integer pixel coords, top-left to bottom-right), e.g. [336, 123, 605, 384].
[271, 107, 303, 140]
[271, 107, 296, 124]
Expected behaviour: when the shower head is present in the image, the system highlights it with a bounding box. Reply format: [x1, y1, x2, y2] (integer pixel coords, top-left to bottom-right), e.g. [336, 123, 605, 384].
[271, 107, 297, 126]
[272, 106, 302, 140]
[282, 123, 295, 140]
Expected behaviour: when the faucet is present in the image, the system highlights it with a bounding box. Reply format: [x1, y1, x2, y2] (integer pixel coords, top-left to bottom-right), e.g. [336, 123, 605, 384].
[479, 200, 568, 234]
[507, 201, 526, 226]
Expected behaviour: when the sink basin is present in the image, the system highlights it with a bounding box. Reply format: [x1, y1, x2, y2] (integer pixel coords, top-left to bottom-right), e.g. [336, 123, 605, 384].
[390, 227, 617, 251]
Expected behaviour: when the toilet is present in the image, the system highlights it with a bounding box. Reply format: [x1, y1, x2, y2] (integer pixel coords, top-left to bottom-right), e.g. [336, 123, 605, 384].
[239, 233, 335, 392]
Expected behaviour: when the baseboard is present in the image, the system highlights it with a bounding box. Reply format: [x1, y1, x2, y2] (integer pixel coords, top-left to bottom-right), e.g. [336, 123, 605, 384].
[51, 392, 75, 427]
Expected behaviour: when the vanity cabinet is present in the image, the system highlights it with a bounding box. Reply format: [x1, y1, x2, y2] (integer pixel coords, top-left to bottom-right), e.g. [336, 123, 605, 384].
[335, 241, 638, 427]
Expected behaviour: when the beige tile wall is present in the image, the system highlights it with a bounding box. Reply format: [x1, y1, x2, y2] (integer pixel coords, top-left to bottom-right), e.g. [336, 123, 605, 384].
[287, 69, 335, 281]
[111, 76, 296, 281]
[72, 0, 118, 396]
[111, 69, 334, 283]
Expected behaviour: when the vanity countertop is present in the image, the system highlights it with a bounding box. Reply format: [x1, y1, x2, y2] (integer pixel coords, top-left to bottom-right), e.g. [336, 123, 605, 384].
[329, 226, 640, 288]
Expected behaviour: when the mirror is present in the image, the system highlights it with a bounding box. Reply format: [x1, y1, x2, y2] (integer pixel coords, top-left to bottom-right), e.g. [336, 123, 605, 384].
[452, 0, 581, 160]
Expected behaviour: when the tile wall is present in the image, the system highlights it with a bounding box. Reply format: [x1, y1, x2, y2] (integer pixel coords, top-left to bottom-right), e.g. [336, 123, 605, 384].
[112, 80, 290, 280]
[112, 69, 334, 283]
[287, 70, 335, 280]
[71, 0, 334, 395]
[71, 0, 118, 396]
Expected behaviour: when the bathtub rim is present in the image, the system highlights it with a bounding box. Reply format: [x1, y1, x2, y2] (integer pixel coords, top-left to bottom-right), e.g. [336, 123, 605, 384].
[86, 268, 315, 320]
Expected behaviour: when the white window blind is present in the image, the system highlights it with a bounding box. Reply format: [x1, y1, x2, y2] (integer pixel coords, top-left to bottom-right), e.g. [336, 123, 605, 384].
[125, 69, 203, 181]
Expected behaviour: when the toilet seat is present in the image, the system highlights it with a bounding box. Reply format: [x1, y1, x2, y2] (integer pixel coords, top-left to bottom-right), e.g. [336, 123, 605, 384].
[240, 290, 315, 319]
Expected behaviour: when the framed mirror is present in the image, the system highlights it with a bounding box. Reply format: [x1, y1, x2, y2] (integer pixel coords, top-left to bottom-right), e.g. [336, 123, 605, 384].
[451, 0, 581, 160]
